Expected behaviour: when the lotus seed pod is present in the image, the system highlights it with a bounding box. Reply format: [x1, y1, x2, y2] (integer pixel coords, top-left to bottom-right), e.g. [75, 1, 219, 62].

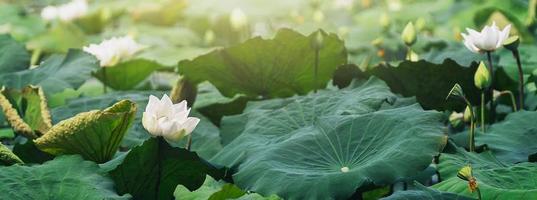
[474, 61, 491, 89]
[401, 22, 417, 46]
[503, 36, 520, 52]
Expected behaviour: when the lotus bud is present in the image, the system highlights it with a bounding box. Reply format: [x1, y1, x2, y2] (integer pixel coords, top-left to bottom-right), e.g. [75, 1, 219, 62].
[313, 10, 324, 23]
[230, 8, 248, 30]
[463, 106, 472, 122]
[449, 111, 463, 127]
[380, 13, 390, 28]
[204, 29, 215, 45]
[415, 17, 426, 31]
[401, 22, 417, 46]
[474, 61, 491, 89]
[503, 36, 520, 52]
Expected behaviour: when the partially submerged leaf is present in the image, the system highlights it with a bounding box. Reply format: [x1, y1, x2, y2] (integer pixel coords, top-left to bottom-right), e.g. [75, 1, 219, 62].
[178, 28, 347, 98]
[34, 100, 137, 163]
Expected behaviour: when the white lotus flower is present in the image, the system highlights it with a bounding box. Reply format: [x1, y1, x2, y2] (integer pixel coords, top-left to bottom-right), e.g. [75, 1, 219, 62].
[142, 94, 200, 142]
[83, 36, 145, 67]
[40, 0, 88, 22]
[461, 21, 511, 53]
[230, 8, 248, 30]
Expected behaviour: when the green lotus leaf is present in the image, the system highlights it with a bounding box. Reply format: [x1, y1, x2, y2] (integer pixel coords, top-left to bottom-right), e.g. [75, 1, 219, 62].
[0, 155, 129, 199]
[212, 78, 447, 199]
[368, 59, 480, 111]
[178, 28, 347, 98]
[110, 137, 220, 200]
[433, 162, 537, 199]
[382, 182, 475, 200]
[498, 45, 537, 82]
[94, 59, 163, 90]
[0, 143, 23, 166]
[174, 175, 281, 200]
[0, 86, 52, 138]
[475, 111, 537, 163]
[0, 34, 29, 73]
[26, 23, 86, 53]
[34, 100, 137, 163]
[437, 145, 506, 181]
[51, 91, 222, 159]
[0, 49, 100, 94]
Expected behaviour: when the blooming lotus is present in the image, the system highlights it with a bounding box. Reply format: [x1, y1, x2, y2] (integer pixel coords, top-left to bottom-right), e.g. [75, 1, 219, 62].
[41, 0, 88, 22]
[83, 36, 145, 67]
[461, 21, 511, 53]
[142, 94, 200, 142]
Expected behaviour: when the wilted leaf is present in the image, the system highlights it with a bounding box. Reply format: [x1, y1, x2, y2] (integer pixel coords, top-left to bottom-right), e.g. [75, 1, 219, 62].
[0, 143, 23, 166]
[34, 100, 137, 163]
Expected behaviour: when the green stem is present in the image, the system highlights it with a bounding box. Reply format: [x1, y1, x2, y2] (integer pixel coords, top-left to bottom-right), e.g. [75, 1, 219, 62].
[464, 98, 476, 152]
[406, 46, 411, 60]
[512, 49, 524, 110]
[486, 51, 496, 122]
[504, 91, 518, 112]
[476, 188, 482, 200]
[155, 137, 164, 199]
[314, 47, 320, 93]
[480, 92, 485, 133]
[102, 67, 108, 94]
[186, 134, 193, 151]
[30, 49, 42, 67]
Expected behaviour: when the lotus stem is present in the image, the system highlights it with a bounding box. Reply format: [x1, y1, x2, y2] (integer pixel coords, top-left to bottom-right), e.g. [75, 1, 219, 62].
[476, 188, 482, 200]
[406, 46, 411, 60]
[464, 98, 476, 152]
[155, 137, 164, 199]
[500, 90, 518, 112]
[186, 134, 193, 151]
[480, 92, 485, 133]
[102, 67, 108, 94]
[512, 49, 525, 110]
[486, 51, 495, 122]
[30, 49, 41, 67]
[314, 47, 320, 93]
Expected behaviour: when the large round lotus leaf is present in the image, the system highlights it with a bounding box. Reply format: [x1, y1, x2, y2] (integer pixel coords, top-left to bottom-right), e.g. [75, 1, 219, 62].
[381, 182, 475, 200]
[0, 155, 129, 199]
[433, 162, 537, 199]
[212, 78, 447, 199]
[178, 28, 347, 98]
[475, 111, 537, 163]
[34, 100, 137, 163]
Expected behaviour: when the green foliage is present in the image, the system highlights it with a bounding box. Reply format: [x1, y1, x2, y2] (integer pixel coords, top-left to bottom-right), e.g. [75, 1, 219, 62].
[0, 155, 129, 199]
[213, 78, 447, 199]
[382, 182, 475, 200]
[178, 28, 347, 98]
[34, 100, 137, 163]
[0, 143, 23, 166]
[368, 59, 481, 111]
[110, 137, 219, 200]
[94, 59, 163, 90]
